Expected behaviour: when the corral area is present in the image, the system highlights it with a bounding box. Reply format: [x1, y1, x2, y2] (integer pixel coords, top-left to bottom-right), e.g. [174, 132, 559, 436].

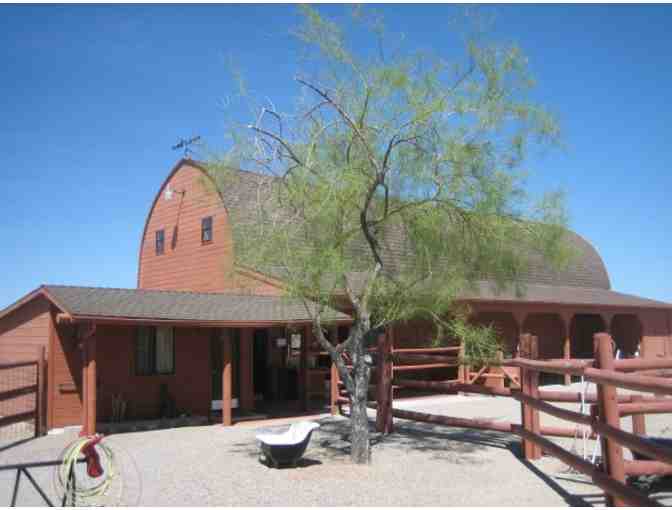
[1, 388, 670, 507]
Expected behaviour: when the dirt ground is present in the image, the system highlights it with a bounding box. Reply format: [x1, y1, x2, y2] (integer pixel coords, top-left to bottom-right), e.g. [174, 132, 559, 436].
[1, 386, 671, 506]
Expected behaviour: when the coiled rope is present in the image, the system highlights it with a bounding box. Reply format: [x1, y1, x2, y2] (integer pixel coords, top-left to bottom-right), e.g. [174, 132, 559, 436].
[54, 435, 118, 506]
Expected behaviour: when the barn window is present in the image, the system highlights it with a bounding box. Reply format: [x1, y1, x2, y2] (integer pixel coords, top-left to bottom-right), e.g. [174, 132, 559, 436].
[155, 229, 165, 255]
[135, 326, 175, 375]
[201, 216, 213, 243]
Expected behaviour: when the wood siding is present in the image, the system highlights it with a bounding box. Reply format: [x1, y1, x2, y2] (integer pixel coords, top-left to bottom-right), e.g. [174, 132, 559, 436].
[137, 161, 283, 296]
[639, 309, 671, 358]
[138, 162, 236, 292]
[95, 325, 211, 421]
[51, 321, 83, 428]
[0, 296, 50, 362]
[50, 323, 212, 427]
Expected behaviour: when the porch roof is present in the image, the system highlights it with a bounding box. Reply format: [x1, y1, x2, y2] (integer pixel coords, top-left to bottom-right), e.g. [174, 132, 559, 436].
[39, 285, 351, 325]
[251, 267, 670, 310]
[460, 281, 671, 309]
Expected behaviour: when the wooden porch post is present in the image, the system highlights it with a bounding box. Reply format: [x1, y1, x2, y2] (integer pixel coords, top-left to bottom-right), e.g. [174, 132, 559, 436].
[603, 312, 614, 334]
[594, 332, 626, 506]
[376, 327, 394, 434]
[86, 336, 97, 436]
[561, 312, 573, 386]
[301, 324, 310, 412]
[222, 331, 232, 426]
[35, 346, 45, 437]
[513, 310, 528, 355]
[80, 340, 88, 436]
[330, 362, 339, 415]
[239, 329, 254, 412]
[47, 312, 57, 432]
[458, 341, 466, 384]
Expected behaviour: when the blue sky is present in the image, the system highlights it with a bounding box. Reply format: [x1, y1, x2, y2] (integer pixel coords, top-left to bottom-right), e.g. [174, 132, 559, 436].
[1, 4, 670, 309]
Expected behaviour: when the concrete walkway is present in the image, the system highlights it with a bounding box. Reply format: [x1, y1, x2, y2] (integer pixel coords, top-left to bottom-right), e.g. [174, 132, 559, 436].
[1, 389, 671, 506]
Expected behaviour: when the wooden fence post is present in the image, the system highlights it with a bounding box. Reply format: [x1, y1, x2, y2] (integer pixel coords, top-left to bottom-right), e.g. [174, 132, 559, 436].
[630, 395, 646, 436]
[594, 332, 626, 506]
[529, 335, 541, 460]
[376, 330, 394, 434]
[458, 341, 466, 384]
[519, 333, 532, 460]
[519, 333, 541, 460]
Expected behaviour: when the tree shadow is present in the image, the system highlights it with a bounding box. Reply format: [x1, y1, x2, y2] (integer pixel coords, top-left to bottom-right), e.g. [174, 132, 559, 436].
[309, 415, 519, 465]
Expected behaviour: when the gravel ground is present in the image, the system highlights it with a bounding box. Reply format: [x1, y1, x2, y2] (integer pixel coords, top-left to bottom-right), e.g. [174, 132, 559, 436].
[1, 385, 671, 506]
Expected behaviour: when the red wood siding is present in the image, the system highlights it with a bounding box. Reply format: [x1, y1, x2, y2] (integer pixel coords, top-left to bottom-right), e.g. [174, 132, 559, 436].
[95, 325, 211, 421]
[523, 314, 565, 359]
[0, 296, 50, 362]
[639, 309, 671, 358]
[392, 320, 440, 348]
[222, 270, 284, 296]
[50, 323, 212, 427]
[138, 162, 236, 292]
[51, 322, 83, 428]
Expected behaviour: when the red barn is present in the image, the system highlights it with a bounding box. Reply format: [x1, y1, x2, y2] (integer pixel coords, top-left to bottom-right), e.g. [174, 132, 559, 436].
[1, 158, 670, 434]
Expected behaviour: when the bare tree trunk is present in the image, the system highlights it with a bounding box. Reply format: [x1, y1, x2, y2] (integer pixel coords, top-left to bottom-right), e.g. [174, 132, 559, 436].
[314, 308, 372, 464]
[350, 338, 371, 464]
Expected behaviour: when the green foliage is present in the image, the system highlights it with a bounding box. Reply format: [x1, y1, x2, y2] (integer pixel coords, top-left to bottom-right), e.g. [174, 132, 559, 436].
[208, 6, 571, 365]
[448, 316, 502, 367]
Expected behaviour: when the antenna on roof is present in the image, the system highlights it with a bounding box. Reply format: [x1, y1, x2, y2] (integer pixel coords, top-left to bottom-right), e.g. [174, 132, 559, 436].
[172, 136, 201, 159]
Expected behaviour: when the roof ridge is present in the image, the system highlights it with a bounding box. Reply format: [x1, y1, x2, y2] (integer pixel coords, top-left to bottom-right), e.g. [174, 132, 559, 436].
[187, 158, 279, 181]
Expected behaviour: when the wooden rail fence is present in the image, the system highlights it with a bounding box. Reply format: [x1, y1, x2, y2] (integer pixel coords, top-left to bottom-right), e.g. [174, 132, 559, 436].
[330, 331, 672, 507]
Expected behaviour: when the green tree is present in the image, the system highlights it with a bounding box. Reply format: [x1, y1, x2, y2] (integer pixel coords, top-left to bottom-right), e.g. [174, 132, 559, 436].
[208, 6, 569, 464]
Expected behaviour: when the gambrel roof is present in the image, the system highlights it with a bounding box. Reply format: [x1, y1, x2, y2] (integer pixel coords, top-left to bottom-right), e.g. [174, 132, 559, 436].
[159, 159, 671, 311]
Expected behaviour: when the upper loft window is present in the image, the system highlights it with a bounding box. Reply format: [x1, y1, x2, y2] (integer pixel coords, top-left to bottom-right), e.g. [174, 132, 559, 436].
[155, 229, 165, 255]
[201, 216, 213, 244]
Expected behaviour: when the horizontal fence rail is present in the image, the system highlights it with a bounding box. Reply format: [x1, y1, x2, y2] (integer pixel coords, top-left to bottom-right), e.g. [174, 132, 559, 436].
[370, 330, 672, 507]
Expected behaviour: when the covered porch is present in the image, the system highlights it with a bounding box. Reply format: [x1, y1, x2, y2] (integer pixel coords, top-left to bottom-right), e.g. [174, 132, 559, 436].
[463, 281, 671, 386]
[42, 285, 351, 435]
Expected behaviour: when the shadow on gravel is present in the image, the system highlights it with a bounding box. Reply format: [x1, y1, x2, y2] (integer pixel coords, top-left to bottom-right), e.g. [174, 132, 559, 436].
[309, 416, 519, 465]
[0, 436, 36, 455]
[513, 454, 593, 507]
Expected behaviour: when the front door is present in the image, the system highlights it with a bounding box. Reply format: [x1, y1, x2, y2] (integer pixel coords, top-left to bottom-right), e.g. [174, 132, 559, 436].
[211, 332, 223, 401]
[253, 329, 268, 402]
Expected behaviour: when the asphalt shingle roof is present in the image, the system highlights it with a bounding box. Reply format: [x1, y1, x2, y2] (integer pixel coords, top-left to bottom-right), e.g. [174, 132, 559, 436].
[198, 161, 671, 310]
[461, 281, 671, 309]
[209, 161, 612, 291]
[43, 285, 350, 323]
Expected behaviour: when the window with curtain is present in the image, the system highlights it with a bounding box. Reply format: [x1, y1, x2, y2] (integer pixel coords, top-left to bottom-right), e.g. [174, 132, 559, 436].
[155, 326, 174, 374]
[135, 326, 175, 375]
